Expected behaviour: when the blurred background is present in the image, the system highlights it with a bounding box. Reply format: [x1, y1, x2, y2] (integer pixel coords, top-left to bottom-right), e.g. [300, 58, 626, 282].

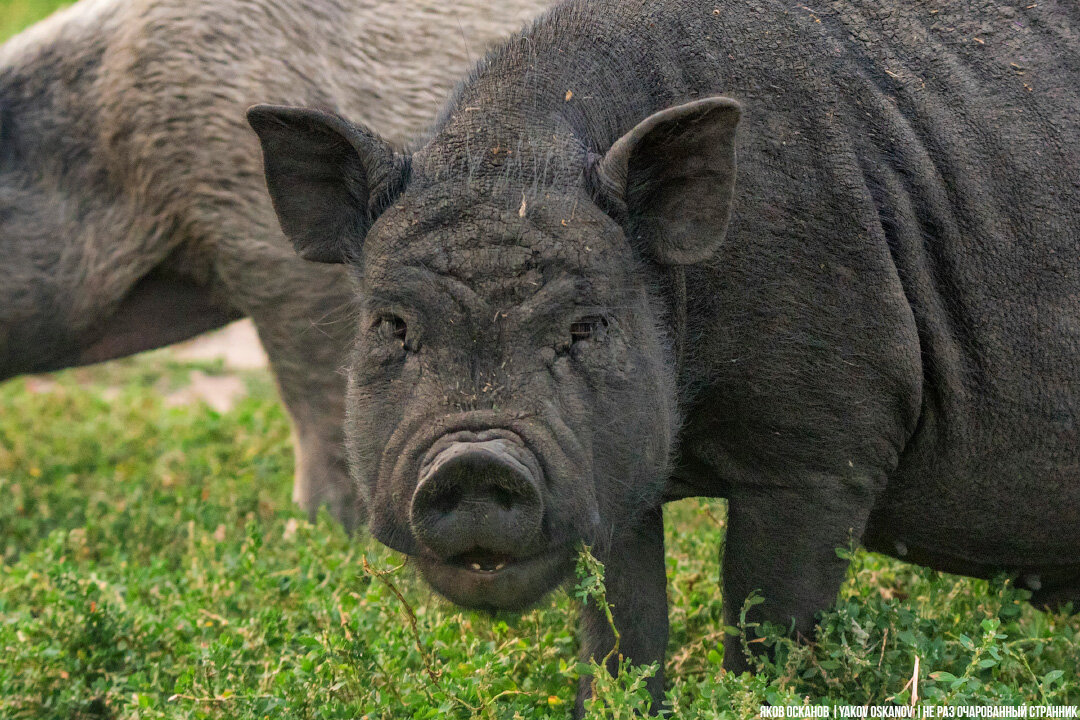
[0, 0, 68, 37]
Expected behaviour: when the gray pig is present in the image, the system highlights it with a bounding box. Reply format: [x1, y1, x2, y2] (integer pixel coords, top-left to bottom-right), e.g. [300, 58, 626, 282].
[251, 0, 1079, 712]
[0, 0, 554, 530]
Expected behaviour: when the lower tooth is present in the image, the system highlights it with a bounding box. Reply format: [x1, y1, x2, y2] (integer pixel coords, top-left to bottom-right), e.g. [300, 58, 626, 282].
[470, 562, 482, 571]
[494, 563, 506, 571]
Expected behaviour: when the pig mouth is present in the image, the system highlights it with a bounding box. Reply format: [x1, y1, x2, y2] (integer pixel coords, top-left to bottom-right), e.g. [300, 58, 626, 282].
[362, 409, 600, 611]
[416, 544, 575, 612]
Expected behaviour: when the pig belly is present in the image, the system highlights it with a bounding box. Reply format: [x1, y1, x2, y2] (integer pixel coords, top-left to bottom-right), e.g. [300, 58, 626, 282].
[864, 431, 1080, 578]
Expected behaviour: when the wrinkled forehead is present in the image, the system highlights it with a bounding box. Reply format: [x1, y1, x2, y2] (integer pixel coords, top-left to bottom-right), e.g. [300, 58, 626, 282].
[362, 190, 630, 307]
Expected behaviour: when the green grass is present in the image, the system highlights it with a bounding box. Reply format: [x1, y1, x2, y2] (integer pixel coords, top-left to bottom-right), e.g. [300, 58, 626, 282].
[1, 1, 1078, 718]
[2, 355, 1078, 719]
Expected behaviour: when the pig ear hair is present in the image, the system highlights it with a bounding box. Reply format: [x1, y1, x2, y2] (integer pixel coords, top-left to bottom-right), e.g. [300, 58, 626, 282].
[247, 104, 408, 264]
[589, 96, 741, 266]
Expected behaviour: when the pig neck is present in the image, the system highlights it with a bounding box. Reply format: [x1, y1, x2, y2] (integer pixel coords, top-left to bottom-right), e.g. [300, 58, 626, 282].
[419, 1, 708, 183]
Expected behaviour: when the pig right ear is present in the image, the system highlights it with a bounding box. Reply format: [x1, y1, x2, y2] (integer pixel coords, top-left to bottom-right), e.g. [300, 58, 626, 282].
[589, 97, 741, 266]
[247, 105, 407, 263]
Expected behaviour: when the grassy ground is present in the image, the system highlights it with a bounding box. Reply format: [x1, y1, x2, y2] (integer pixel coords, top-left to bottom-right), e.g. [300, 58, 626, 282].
[2, 356, 1078, 720]
[1, 1, 1078, 718]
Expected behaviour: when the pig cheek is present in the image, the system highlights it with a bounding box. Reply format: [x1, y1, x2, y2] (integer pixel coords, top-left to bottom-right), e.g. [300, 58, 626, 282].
[586, 341, 674, 518]
[529, 359, 601, 537]
[346, 351, 422, 501]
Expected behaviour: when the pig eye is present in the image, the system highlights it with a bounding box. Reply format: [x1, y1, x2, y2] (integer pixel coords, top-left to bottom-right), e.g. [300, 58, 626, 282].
[374, 314, 408, 343]
[570, 315, 608, 344]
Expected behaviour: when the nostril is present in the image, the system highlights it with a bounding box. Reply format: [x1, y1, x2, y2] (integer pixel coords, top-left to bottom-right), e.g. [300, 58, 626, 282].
[491, 486, 516, 511]
[428, 487, 460, 515]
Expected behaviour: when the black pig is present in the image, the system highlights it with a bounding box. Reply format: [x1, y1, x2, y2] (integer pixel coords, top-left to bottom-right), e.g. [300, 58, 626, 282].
[250, 0, 1079, 711]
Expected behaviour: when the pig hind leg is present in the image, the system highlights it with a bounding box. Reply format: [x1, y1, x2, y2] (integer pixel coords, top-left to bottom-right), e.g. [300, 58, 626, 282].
[1028, 574, 1080, 614]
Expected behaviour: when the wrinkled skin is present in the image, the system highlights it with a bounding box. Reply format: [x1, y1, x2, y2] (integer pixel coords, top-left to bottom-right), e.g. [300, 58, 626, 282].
[351, 188, 679, 606]
[252, 0, 1080, 714]
[0, 0, 555, 530]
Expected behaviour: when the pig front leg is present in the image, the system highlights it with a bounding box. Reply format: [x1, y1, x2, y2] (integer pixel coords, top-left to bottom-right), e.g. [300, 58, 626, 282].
[721, 484, 876, 674]
[576, 506, 668, 717]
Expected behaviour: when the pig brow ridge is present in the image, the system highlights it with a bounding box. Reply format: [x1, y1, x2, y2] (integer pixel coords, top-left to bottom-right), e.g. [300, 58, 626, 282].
[369, 265, 599, 325]
[510, 275, 590, 320]
[377, 263, 492, 317]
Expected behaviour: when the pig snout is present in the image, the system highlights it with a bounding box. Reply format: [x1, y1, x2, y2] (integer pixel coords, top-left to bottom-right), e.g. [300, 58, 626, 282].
[410, 439, 545, 565]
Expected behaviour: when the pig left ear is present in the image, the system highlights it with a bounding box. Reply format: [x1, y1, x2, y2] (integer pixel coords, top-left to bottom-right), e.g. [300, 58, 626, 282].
[589, 97, 742, 266]
[247, 104, 407, 264]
